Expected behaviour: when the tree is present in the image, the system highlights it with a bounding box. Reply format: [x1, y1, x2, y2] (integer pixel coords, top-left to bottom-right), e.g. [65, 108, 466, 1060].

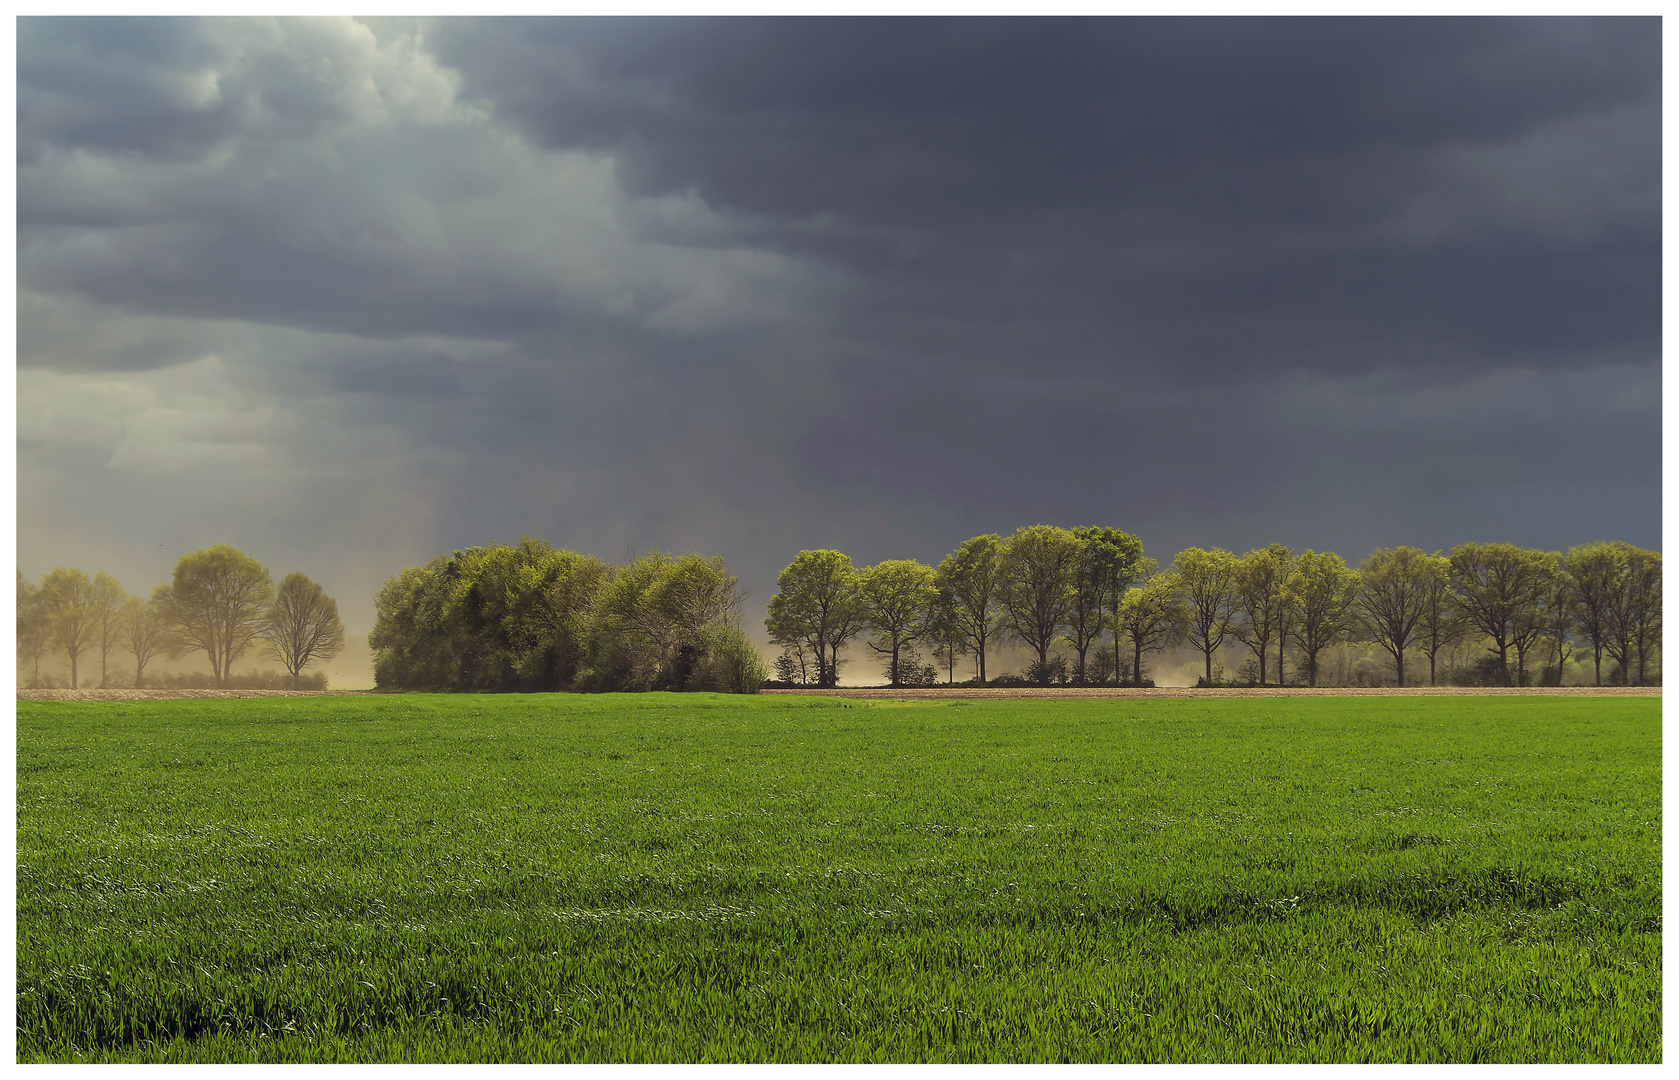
[1448, 542, 1555, 687]
[1625, 547, 1661, 685]
[87, 571, 127, 688]
[1233, 544, 1293, 686]
[765, 550, 865, 688]
[1274, 575, 1298, 687]
[589, 550, 744, 691]
[1565, 541, 1625, 686]
[1505, 552, 1562, 687]
[1069, 526, 1145, 685]
[924, 590, 969, 685]
[935, 535, 1003, 686]
[1413, 552, 1466, 686]
[1355, 546, 1430, 688]
[1537, 565, 1575, 686]
[996, 525, 1084, 686]
[369, 540, 763, 693]
[155, 544, 275, 688]
[38, 567, 95, 689]
[1173, 547, 1238, 685]
[1604, 543, 1661, 685]
[1288, 550, 1360, 687]
[858, 559, 939, 687]
[260, 572, 347, 689]
[1114, 561, 1190, 686]
[17, 571, 50, 685]
[774, 643, 811, 685]
[124, 595, 169, 689]
[519, 545, 616, 690]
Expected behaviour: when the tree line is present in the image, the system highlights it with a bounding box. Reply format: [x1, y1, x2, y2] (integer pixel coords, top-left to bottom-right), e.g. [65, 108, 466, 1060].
[765, 528, 1662, 689]
[17, 544, 346, 689]
[368, 538, 769, 694]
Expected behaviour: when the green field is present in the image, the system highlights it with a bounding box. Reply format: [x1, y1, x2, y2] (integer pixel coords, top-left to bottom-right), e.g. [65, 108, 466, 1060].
[16, 692, 1661, 1062]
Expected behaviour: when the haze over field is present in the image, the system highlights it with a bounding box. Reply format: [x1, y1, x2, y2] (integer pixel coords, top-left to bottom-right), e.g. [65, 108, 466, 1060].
[15, 17, 1661, 688]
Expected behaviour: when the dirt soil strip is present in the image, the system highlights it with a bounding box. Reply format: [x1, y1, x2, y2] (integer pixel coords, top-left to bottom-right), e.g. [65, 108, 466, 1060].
[763, 686, 1661, 700]
[17, 689, 377, 701]
[16, 687, 1659, 702]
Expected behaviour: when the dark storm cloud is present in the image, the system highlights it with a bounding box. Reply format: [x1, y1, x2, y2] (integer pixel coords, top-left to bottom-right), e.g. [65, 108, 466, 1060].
[18, 17, 817, 362]
[434, 16, 1660, 382]
[15, 17, 1662, 688]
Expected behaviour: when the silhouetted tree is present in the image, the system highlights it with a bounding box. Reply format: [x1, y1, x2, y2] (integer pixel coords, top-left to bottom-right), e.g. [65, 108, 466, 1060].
[124, 595, 168, 689]
[1114, 561, 1190, 686]
[1355, 546, 1430, 688]
[997, 525, 1083, 686]
[1413, 551, 1466, 686]
[936, 534, 1003, 686]
[38, 567, 95, 689]
[1234, 544, 1293, 686]
[88, 571, 127, 688]
[261, 572, 347, 689]
[1069, 526, 1145, 685]
[155, 544, 274, 688]
[16, 571, 50, 685]
[1566, 540, 1624, 686]
[1174, 547, 1238, 685]
[1288, 550, 1360, 688]
[1448, 542, 1555, 687]
[859, 559, 938, 687]
[766, 550, 865, 688]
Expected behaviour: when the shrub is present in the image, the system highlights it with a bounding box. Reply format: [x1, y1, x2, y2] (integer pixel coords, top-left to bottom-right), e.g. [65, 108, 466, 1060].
[1024, 656, 1069, 687]
[688, 626, 769, 695]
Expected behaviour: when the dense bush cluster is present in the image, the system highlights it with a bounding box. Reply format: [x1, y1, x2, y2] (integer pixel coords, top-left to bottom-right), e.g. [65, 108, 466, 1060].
[369, 538, 768, 694]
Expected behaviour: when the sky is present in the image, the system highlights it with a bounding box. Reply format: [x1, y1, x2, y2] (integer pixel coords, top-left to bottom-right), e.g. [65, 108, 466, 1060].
[14, 16, 1663, 688]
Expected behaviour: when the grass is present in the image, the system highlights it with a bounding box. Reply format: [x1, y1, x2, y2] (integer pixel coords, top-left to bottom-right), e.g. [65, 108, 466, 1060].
[15, 692, 1661, 1062]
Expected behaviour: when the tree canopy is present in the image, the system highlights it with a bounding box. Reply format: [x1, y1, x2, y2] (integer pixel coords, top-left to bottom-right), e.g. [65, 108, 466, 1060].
[155, 544, 275, 688]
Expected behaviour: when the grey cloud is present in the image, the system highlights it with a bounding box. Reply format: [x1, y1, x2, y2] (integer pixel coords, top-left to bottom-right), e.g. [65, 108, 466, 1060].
[19, 17, 821, 362]
[15, 18, 1662, 688]
[432, 16, 1659, 388]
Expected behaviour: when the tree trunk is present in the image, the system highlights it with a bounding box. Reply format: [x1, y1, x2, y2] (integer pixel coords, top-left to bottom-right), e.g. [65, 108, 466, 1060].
[1277, 631, 1286, 687]
[1594, 647, 1602, 687]
[68, 651, 78, 690]
[1395, 647, 1404, 689]
[1134, 637, 1143, 689]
